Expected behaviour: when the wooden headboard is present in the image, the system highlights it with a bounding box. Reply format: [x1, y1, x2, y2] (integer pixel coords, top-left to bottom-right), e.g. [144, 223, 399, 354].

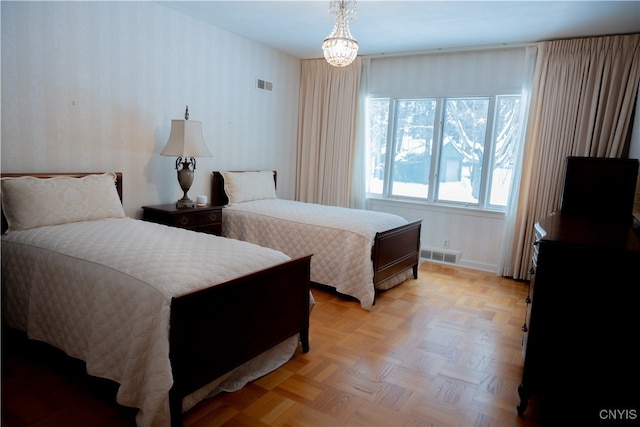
[1, 172, 123, 234]
[211, 171, 277, 206]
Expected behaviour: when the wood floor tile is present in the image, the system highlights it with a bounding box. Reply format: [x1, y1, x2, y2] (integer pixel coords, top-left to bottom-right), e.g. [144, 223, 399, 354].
[2, 262, 542, 426]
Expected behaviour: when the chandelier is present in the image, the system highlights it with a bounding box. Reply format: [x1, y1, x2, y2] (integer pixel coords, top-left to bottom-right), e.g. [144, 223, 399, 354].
[322, 0, 359, 67]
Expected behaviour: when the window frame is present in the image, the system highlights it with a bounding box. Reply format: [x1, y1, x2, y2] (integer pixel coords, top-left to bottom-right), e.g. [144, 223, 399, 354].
[366, 93, 523, 212]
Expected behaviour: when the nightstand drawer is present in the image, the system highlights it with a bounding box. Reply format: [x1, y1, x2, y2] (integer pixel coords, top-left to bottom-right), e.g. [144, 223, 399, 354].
[173, 210, 220, 228]
[141, 204, 223, 236]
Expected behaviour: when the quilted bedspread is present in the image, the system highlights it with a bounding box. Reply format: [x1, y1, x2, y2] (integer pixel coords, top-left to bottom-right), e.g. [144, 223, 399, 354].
[1, 217, 297, 427]
[223, 199, 414, 310]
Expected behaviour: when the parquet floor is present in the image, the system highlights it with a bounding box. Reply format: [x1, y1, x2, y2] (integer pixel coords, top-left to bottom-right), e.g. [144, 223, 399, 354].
[2, 262, 541, 426]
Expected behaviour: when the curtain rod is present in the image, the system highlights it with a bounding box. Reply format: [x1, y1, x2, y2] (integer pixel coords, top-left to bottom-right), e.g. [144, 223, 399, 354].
[362, 41, 536, 59]
[365, 32, 639, 59]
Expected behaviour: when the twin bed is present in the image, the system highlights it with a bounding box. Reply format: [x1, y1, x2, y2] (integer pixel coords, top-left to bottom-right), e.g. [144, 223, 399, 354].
[1, 170, 422, 426]
[212, 171, 422, 310]
[1, 172, 312, 427]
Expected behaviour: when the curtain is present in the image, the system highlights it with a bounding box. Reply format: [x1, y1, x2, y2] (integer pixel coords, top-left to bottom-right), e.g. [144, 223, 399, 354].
[506, 33, 640, 280]
[296, 57, 362, 206]
[350, 58, 370, 209]
[497, 45, 538, 277]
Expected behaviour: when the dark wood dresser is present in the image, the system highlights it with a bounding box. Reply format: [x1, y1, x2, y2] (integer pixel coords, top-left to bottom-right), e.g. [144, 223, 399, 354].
[518, 213, 640, 424]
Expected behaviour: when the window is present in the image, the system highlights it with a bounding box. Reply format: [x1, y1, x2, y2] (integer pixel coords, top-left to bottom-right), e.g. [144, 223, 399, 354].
[366, 95, 522, 211]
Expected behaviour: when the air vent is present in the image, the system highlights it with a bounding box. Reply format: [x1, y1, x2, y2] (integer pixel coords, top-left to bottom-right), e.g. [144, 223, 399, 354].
[421, 247, 460, 264]
[256, 78, 273, 92]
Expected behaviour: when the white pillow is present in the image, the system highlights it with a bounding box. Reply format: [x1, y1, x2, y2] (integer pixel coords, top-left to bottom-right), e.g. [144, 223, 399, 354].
[1, 172, 125, 233]
[220, 171, 277, 205]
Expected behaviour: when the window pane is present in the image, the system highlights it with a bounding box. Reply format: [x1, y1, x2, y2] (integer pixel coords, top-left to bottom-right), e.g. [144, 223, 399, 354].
[366, 98, 389, 195]
[365, 94, 523, 212]
[390, 99, 436, 198]
[438, 98, 489, 204]
[489, 96, 521, 206]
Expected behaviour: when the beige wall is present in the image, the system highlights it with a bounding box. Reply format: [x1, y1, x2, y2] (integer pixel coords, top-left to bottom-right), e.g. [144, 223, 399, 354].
[365, 47, 530, 272]
[1, 1, 302, 218]
[5, 2, 635, 272]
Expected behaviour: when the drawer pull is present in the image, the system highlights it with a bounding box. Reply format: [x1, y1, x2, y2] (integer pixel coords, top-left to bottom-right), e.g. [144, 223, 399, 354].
[179, 216, 189, 225]
[208, 213, 218, 222]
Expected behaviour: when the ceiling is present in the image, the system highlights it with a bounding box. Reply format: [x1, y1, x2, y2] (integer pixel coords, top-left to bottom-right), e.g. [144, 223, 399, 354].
[159, 1, 640, 60]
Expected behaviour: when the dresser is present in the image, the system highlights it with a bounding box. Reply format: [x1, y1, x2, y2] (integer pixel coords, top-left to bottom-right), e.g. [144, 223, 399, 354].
[141, 203, 222, 235]
[518, 213, 640, 424]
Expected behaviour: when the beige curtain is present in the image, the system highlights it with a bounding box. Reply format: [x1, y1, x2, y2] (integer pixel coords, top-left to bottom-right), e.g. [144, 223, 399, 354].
[350, 57, 370, 210]
[296, 57, 361, 206]
[506, 33, 640, 280]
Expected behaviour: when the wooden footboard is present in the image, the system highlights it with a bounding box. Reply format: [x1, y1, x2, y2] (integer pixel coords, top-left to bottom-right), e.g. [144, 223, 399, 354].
[372, 220, 422, 286]
[1, 172, 312, 426]
[168, 254, 312, 427]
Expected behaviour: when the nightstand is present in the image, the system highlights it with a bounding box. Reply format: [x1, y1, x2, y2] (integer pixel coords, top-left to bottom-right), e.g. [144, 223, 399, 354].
[141, 203, 223, 236]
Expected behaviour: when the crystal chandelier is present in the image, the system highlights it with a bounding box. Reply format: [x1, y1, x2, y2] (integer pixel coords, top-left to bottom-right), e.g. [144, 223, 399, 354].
[322, 0, 359, 67]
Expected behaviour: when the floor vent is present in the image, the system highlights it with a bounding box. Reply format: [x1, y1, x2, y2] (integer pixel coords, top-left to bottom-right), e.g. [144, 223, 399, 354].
[421, 247, 460, 264]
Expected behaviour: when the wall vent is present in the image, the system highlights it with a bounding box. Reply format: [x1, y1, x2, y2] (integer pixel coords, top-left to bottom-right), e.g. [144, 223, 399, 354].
[256, 78, 273, 92]
[421, 247, 460, 264]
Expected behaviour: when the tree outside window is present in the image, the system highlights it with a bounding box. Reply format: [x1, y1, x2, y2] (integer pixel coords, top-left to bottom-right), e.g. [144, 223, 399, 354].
[366, 95, 522, 211]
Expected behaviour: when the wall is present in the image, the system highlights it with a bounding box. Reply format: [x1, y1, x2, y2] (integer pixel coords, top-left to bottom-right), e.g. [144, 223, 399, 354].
[1, 1, 301, 218]
[367, 51, 640, 272]
[368, 198, 504, 272]
[4, 3, 636, 273]
[365, 47, 530, 272]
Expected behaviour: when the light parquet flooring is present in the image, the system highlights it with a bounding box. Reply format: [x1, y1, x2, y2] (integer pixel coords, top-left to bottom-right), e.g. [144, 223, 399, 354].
[2, 262, 542, 427]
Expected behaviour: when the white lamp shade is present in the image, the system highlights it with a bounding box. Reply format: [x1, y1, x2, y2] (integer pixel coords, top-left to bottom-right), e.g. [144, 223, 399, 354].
[161, 119, 212, 158]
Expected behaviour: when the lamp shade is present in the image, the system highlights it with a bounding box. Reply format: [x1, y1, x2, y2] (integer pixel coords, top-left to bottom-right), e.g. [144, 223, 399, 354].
[161, 119, 212, 158]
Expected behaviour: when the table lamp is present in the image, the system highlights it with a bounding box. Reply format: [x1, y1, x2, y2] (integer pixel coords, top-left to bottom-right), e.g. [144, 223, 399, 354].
[161, 106, 212, 208]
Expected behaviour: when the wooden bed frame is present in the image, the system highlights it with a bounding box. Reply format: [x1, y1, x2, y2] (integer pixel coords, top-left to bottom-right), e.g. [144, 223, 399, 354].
[211, 171, 422, 294]
[1, 172, 312, 427]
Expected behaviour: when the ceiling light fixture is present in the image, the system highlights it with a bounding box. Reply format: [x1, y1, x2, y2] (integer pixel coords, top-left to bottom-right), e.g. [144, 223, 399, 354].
[322, 0, 359, 67]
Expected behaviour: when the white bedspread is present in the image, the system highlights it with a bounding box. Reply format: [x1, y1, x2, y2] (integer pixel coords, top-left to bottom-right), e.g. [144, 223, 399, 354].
[1, 217, 300, 427]
[223, 199, 413, 310]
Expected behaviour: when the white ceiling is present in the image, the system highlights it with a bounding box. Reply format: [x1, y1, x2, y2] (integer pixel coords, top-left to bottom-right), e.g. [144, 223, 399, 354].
[158, 1, 640, 60]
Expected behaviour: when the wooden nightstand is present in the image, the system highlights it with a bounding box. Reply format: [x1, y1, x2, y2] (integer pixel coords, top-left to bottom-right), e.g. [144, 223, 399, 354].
[141, 203, 223, 236]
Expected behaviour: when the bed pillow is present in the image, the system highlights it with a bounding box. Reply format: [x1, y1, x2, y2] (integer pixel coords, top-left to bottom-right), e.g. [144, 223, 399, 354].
[220, 171, 277, 205]
[1, 172, 125, 233]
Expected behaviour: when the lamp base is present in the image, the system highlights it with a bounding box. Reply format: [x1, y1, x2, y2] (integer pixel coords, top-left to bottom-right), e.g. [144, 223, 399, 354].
[175, 159, 196, 209]
[176, 197, 196, 209]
